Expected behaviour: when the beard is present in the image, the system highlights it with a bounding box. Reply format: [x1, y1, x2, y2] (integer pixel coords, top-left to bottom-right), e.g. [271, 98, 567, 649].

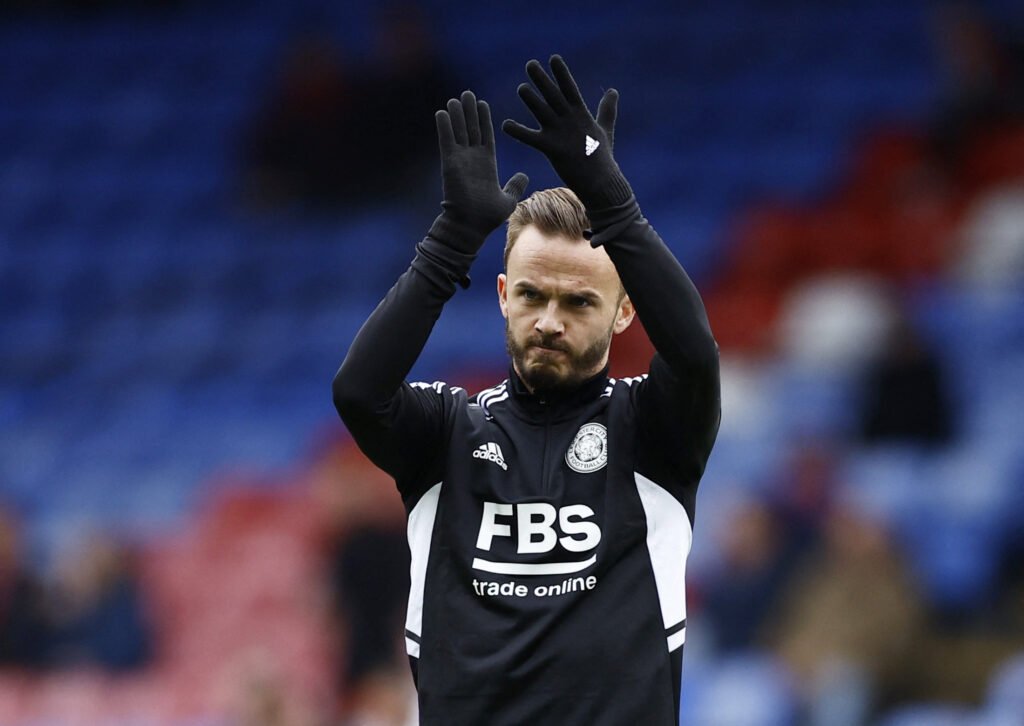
[506, 320, 614, 395]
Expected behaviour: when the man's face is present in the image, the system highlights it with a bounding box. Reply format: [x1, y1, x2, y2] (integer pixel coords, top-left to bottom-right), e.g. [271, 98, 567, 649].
[497, 225, 634, 394]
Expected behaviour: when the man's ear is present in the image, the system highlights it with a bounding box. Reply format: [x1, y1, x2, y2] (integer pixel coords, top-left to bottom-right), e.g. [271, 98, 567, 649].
[497, 273, 509, 320]
[613, 295, 635, 335]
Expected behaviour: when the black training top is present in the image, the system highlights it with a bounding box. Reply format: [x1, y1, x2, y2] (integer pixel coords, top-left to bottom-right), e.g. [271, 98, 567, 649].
[333, 197, 720, 726]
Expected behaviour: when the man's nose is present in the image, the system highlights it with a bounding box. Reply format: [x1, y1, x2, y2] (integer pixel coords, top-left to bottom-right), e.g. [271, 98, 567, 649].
[535, 302, 564, 336]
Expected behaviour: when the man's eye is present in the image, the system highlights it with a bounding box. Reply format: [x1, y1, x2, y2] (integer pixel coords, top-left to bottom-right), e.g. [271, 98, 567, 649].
[522, 289, 539, 300]
[568, 296, 590, 307]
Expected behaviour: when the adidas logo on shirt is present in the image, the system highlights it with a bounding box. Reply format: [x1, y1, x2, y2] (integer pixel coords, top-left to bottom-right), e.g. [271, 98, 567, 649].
[472, 442, 508, 471]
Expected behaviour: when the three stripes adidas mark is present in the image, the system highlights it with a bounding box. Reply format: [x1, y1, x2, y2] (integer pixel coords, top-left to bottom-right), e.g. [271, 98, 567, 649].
[472, 442, 508, 471]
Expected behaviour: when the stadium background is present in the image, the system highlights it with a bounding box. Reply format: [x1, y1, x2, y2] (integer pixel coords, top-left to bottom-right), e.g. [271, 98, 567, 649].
[1, 0, 1023, 723]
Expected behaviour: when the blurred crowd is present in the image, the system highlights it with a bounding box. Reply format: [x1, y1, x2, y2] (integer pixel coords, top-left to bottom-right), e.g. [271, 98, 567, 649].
[1, 0, 1023, 725]
[241, 4, 456, 213]
[678, 5, 1024, 723]
[0, 508, 152, 672]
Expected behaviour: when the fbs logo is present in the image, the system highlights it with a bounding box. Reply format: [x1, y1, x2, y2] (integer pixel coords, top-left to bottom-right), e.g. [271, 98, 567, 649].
[472, 501, 601, 575]
[472, 442, 507, 471]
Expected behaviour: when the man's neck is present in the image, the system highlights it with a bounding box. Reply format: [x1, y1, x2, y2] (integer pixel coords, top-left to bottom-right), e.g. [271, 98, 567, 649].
[509, 362, 610, 400]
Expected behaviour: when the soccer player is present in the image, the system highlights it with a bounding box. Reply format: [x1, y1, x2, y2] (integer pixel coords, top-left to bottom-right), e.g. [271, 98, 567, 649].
[333, 56, 721, 725]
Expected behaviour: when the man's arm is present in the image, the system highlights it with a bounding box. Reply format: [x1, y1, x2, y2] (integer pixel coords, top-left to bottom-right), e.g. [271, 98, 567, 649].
[333, 91, 527, 489]
[503, 56, 720, 486]
[593, 201, 721, 487]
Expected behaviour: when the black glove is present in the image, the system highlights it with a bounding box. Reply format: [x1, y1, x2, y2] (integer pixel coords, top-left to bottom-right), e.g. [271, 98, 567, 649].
[428, 90, 529, 255]
[502, 55, 632, 211]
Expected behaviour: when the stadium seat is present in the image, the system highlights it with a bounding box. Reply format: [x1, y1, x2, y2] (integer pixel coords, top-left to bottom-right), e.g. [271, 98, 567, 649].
[680, 654, 798, 726]
[985, 653, 1024, 721]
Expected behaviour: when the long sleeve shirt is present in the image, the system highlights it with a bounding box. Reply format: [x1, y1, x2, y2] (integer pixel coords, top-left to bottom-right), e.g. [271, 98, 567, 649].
[333, 196, 720, 725]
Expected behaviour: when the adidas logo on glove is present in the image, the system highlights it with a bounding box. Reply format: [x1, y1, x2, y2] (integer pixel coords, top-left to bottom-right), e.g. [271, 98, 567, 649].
[585, 135, 600, 156]
[473, 442, 508, 470]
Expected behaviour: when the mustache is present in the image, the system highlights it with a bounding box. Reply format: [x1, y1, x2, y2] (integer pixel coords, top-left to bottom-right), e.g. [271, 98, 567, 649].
[528, 336, 570, 353]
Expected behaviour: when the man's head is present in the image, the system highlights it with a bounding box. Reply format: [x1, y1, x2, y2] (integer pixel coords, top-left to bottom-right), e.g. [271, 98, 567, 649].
[498, 188, 634, 394]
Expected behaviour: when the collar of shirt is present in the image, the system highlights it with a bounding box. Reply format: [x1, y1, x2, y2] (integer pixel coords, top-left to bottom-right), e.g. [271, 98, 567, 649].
[506, 364, 610, 419]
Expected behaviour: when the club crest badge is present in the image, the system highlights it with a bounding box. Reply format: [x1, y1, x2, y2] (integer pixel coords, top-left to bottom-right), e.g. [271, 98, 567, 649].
[566, 423, 608, 473]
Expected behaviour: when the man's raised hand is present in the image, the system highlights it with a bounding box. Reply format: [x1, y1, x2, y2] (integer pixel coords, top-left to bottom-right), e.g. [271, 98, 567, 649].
[502, 55, 631, 211]
[431, 90, 529, 255]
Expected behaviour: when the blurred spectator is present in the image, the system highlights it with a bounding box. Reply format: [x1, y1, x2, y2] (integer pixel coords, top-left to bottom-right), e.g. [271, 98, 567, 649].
[768, 506, 927, 725]
[889, 522, 1024, 707]
[954, 182, 1024, 288]
[857, 310, 956, 447]
[347, 3, 456, 207]
[702, 443, 836, 654]
[243, 30, 353, 208]
[343, 667, 417, 726]
[330, 525, 409, 692]
[311, 440, 412, 725]
[218, 647, 324, 726]
[243, 5, 456, 211]
[998, 510, 1024, 626]
[47, 534, 153, 671]
[771, 443, 836, 554]
[929, 2, 1024, 170]
[702, 497, 798, 654]
[0, 506, 49, 668]
[776, 274, 896, 372]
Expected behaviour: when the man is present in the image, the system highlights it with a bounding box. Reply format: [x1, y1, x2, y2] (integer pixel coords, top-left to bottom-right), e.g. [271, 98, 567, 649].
[333, 56, 720, 725]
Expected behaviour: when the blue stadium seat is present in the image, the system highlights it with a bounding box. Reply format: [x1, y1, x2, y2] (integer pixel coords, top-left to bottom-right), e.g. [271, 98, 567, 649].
[0, 0, 975, 558]
[680, 653, 798, 726]
[986, 653, 1024, 722]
